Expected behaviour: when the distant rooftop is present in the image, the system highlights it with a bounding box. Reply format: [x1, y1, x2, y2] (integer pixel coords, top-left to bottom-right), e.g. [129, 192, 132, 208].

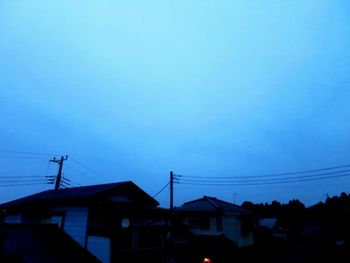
[177, 196, 253, 215]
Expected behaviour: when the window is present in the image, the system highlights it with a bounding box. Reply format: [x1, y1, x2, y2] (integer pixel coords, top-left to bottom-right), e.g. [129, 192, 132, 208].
[188, 217, 210, 230]
[51, 215, 65, 228]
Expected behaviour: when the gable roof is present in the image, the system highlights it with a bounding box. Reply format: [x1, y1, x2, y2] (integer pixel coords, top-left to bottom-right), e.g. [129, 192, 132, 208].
[1, 224, 100, 263]
[0, 181, 159, 210]
[177, 196, 252, 215]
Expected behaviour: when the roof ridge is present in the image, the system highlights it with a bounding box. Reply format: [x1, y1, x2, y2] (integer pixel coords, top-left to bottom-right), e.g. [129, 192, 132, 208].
[212, 197, 241, 208]
[204, 196, 220, 209]
[50, 180, 133, 191]
[0, 180, 159, 208]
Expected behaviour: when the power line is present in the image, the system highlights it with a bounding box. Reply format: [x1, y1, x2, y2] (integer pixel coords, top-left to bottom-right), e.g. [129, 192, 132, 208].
[2, 151, 107, 184]
[177, 173, 350, 186]
[153, 182, 170, 198]
[65, 163, 100, 184]
[70, 157, 101, 176]
[177, 164, 350, 179]
[0, 156, 49, 160]
[0, 182, 49, 187]
[44, 160, 51, 176]
[0, 176, 49, 178]
[57, 177, 80, 188]
[61, 177, 72, 182]
[60, 180, 71, 186]
[0, 176, 54, 185]
[177, 169, 350, 183]
[0, 149, 56, 157]
[62, 175, 81, 187]
[0, 179, 48, 183]
[68, 180, 81, 187]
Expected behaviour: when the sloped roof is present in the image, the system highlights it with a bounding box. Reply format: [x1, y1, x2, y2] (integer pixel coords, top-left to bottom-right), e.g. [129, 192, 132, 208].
[0, 181, 159, 209]
[178, 196, 252, 215]
[1, 224, 100, 263]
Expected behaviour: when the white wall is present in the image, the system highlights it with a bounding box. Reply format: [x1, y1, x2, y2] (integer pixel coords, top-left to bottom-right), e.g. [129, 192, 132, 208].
[5, 206, 89, 247]
[87, 236, 111, 263]
[222, 216, 253, 247]
[185, 217, 218, 236]
[56, 206, 89, 247]
[4, 214, 21, 223]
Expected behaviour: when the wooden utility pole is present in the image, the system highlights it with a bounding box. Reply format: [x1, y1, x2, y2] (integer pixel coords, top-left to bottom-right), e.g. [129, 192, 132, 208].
[170, 171, 174, 210]
[50, 155, 68, 190]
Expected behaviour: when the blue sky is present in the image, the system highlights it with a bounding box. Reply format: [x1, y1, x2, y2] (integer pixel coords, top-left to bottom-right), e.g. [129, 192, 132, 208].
[1, 1, 350, 207]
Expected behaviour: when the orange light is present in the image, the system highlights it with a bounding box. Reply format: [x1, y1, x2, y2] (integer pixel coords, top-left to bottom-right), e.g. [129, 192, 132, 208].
[201, 258, 213, 263]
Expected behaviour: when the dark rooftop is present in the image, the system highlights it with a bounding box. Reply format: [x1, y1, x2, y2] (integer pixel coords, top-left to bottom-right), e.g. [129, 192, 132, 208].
[1, 224, 100, 263]
[0, 181, 159, 209]
[178, 196, 253, 215]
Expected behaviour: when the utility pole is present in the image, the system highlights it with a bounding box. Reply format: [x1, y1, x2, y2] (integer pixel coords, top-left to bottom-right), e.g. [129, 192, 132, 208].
[50, 155, 68, 190]
[170, 171, 174, 210]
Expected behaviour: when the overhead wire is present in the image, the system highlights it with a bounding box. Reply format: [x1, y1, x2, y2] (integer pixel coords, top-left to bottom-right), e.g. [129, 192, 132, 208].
[0, 175, 52, 185]
[44, 160, 52, 177]
[65, 163, 100, 184]
[0, 175, 49, 178]
[0, 149, 56, 157]
[0, 179, 48, 183]
[0, 182, 50, 187]
[0, 150, 92, 190]
[68, 181, 81, 187]
[70, 157, 101, 177]
[60, 173, 81, 187]
[176, 164, 350, 179]
[0, 156, 49, 160]
[178, 173, 350, 186]
[2, 150, 109, 186]
[153, 182, 170, 198]
[174, 164, 350, 186]
[61, 177, 72, 182]
[70, 157, 119, 184]
[61, 177, 80, 187]
[176, 169, 350, 184]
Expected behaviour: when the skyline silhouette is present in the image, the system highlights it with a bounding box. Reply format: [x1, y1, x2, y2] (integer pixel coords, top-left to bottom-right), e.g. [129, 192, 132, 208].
[1, 1, 350, 208]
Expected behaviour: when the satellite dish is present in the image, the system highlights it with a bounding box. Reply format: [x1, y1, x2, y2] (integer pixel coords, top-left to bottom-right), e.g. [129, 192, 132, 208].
[121, 218, 130, 228]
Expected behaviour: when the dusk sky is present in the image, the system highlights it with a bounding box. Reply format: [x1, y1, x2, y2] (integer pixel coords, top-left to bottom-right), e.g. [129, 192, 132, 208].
[1, 1, 350, 208]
